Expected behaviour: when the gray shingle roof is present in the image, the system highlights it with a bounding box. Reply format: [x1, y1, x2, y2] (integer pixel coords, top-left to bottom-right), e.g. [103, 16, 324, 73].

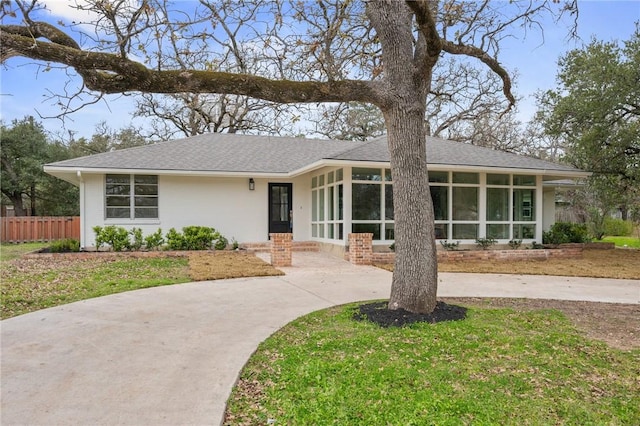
[47, 133, 581, 174]
[48, 133, 359, 173]
[331, 136, 579, 172]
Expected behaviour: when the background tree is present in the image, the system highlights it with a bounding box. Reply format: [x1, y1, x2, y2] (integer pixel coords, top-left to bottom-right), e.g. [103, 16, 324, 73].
[1, 0, 576, 314]
[536, 28, 640, 220]
[67, 122, 152, 157]
[0, 116, 79, 216]
[36, 139, 80, 216]
[1, 117, 50, 216]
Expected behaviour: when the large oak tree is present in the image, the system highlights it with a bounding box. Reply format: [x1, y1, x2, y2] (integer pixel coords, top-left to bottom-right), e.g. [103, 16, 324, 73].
[1, 0, 575, 313]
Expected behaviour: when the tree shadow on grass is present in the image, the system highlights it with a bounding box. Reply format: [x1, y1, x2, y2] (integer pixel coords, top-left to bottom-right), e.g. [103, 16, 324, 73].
[353, 301, 467, 328]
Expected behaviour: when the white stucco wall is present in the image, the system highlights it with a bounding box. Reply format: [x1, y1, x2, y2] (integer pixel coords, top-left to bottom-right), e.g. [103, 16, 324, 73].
[79, 174, 310, 248]
[542, 187, 556, 232]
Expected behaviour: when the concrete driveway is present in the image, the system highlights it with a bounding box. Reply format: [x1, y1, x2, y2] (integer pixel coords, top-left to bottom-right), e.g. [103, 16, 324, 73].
[2, 252, 638, 425]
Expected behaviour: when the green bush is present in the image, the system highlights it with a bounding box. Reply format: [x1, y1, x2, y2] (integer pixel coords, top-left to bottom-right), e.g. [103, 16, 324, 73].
[182, 226, 215, 250]
[93, 225, 131, 252]
[475, 237, 497, 250]
[130, 227, 144, 251]
[603, 218, 634, 237]
[166, 226, 228, 251]
[508, 239, 523, 250]
[144, 228, 164, 251]
[440, 240, 460, 251]
[93, 226, 105, 251]
[50, 238, 80, 253]
[166, 228, 186, 250]
[543, 222, 591, 245]
[214, 233, 229, 250]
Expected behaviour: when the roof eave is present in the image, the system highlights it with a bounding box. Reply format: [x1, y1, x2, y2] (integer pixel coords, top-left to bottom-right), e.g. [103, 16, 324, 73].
[43, 165, 291, 179]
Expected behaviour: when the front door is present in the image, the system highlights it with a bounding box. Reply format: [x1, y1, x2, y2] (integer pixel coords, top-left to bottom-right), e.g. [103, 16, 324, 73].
[269, 183, 293, 235]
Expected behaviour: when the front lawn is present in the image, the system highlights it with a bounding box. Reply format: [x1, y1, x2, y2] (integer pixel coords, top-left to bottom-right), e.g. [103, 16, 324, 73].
[0, 250, 283, 319]
[0, 242, 49, 262]
[1, 256, 191, 319]
[599, 236, 640, 249]
[225, 302, 640, 425]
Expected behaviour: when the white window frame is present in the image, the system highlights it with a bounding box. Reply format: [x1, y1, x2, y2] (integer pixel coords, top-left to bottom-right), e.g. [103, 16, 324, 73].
[105, 174, 159, 220]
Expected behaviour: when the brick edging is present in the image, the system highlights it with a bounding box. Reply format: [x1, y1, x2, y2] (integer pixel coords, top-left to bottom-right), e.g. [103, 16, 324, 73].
[369, 247, 584, 264]
[22, 249, 254, 260]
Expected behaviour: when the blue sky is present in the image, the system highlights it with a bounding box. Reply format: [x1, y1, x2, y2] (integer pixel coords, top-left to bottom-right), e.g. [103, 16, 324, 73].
[1, 1, 638, 140]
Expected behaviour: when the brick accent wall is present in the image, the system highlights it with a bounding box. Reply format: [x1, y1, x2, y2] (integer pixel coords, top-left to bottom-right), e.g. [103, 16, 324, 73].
[370, 247, 584, 264]
[270, 233, 293, 267]
[348, 233, 373, 265]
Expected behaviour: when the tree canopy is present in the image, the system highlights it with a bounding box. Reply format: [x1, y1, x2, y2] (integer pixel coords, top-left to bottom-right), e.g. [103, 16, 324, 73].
[537, 27, 640, 219]
[1, 116, 79, 216]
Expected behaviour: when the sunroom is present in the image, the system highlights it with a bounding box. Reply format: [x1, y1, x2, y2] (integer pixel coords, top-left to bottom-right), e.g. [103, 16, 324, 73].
[309, 165, 560, 248]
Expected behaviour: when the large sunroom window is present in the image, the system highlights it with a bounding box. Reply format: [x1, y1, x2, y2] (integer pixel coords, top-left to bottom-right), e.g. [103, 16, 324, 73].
[484, 173, 537, 239]
[312, 169, 344, 240]
[486, 174, 510, 239]
[429, 172, 538, 241]
[432, 172, 480, 240]
[351, 167, 393, 241]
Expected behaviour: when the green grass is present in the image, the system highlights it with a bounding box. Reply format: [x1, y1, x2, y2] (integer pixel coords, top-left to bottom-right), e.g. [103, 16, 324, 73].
[599, 236, 640, 248]
[226, 303, 640, 425]
[0, 242, 49, 262]
[1, 257, 190, 319]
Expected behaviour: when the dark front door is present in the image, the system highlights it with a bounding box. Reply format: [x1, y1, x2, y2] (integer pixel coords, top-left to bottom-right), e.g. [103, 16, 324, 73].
[269, 183, 293, 235]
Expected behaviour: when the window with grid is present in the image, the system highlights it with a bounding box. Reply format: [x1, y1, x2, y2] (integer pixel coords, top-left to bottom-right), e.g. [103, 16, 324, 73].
[106, 174, 158, 219]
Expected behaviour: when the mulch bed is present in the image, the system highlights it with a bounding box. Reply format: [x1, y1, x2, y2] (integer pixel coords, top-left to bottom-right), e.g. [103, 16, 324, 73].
[353, 301, 467, 328]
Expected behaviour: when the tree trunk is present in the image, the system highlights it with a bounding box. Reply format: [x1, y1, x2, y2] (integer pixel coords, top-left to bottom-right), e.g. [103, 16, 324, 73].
[30, 184, 36, 216]
[620, 205, 628, 221]
[6, 192, 27, 216]
[385, 104, 438, 314]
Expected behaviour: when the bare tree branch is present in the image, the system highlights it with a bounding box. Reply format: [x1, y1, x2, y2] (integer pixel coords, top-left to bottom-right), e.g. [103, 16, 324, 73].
[441, 39, 516, 108]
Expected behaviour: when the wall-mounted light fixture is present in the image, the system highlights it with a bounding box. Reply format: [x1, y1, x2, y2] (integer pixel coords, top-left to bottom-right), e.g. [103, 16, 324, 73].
[249, 178, 255, 191]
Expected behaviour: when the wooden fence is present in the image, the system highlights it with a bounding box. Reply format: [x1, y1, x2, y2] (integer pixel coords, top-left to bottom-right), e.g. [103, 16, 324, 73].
[1, 217, 80, 243]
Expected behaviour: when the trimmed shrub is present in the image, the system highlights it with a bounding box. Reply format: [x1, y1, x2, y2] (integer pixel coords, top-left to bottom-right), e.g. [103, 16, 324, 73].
[93, 226, 105, 251]
[604, 218, 634, 237]
[144, 228, 164, 251]
[440, 240, 460, 251]
[93, 225, 131, 252]
[214, 233, 229, 250]
[475, 237, 497, 250]
[130, 227, 144, 251]
[543, 222, 591, 245]
[166, 228, 186, 250]
[50, 238, 80, 253]
[508, 239, 523, 250]
[166, 226, 228, 251]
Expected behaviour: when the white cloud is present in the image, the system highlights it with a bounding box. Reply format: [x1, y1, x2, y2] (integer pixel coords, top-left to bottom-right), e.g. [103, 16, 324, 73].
[42, 0, 100, 24]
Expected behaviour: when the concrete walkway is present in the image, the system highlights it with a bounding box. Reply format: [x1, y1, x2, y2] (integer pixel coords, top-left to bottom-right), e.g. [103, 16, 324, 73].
[1, 252, 638, 426]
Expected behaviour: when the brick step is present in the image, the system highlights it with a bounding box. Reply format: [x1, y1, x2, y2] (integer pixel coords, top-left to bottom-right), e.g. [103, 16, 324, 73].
[241, 241, 320, 253]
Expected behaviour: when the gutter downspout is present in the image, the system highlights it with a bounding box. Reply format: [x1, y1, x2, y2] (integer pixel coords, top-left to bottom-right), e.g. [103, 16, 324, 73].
[77, 171, 86, 249]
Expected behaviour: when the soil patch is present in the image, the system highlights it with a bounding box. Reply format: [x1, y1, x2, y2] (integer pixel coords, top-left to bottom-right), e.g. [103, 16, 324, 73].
[354, 301, 467, 327]
[188, 251, 283, 280]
